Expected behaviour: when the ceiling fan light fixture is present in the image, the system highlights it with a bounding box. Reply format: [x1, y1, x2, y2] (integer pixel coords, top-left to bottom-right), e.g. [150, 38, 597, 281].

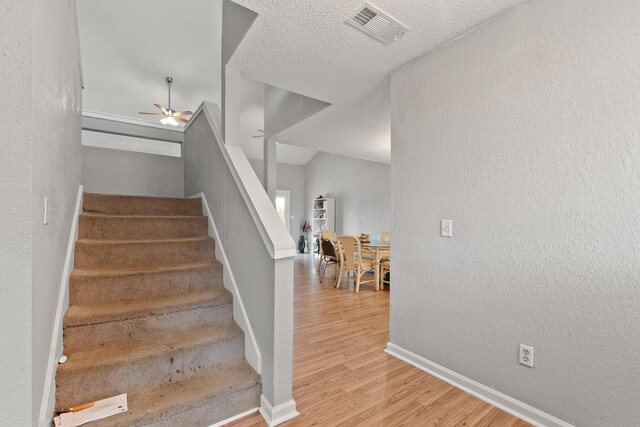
[140, 76, 190, 126]
[160, 116, 179, 126]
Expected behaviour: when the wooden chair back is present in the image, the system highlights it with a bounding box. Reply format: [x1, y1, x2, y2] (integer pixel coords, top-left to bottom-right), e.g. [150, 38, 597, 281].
[321, 230, 338, 242]
[337, 235, 361, 270]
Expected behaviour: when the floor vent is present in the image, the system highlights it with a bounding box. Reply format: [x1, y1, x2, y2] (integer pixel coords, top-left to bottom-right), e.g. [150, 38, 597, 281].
[347, 2, 408, 44]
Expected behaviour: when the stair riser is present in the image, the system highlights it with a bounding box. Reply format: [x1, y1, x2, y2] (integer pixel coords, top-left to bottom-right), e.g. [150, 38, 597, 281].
[74, 239, 215, 269]
[79, 215, 209, 240]
[56, 337, 245, 411]
[63, 303, 233, 352]
[83, 193, 202, 216]
[69, 264, 223, 305]
[127, 386, 262, 427]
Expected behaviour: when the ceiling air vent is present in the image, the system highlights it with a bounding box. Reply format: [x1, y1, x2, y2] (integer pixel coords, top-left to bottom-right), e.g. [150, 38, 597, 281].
[347, 2, 409, 44]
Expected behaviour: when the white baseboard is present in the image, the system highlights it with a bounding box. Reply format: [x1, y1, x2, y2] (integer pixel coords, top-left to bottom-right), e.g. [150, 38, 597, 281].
[208, 407, 259, 427]
[385, 342, 573, 427]
[38, 185, 84, 427]
[258, 394, 299, 427]
[194, 193, 262, 373]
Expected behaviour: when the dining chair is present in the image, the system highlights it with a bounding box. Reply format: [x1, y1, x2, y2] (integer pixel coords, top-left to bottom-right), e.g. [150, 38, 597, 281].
[317, 230, 338, 272]
[317, 230, 336, 273]
[336, 235, 376, 293]
[379, 260, 391, 290]
[323, 230, 337, 242]
[378, 231, 391, 262]
[319, 238, 339, 283]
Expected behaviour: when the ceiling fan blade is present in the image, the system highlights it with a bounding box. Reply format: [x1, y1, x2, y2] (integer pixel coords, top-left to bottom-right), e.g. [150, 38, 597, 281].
[172, 110, 193, 116]
[139, 112, 163, 115]
[174, 117, 189, 124]
[154, 103, 169, 115]
[252, 135, 263, 138]
[257, 129, 264, 132]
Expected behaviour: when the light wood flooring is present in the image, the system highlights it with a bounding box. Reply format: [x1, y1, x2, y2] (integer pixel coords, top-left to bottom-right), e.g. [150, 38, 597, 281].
[229, 255, 529, 426]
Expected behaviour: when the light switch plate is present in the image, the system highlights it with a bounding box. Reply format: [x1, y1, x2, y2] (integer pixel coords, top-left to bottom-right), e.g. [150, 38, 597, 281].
[441, 219, 452, 237]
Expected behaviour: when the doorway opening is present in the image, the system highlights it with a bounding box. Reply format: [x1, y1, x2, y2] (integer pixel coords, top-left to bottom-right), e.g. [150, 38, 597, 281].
[275, 189, 291, 234]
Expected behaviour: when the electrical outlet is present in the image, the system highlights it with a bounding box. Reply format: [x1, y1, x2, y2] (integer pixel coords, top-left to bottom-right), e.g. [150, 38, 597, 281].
[519, 344, 534, 368]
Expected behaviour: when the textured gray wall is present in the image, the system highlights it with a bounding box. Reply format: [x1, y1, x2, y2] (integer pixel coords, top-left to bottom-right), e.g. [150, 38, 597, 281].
[248, 158, 306, 240]
[1, 0, 82, 423]
[1, 1, 36, 423]
[305, 152, 391, 237]
[184, 112, 293, 407]
[390, 1, 640, 425]
[31, 0, 83, 424]
[82, 146, 184, 198]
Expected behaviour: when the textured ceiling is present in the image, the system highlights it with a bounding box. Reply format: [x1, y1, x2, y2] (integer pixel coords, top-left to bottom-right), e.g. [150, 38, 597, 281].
[78, 0, 222, 121]
[78, 0, 527, 165]
[229, 0, 527, 163]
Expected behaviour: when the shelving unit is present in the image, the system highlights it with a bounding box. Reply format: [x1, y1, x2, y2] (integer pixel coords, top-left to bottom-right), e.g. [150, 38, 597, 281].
[311, 197, 335, 245]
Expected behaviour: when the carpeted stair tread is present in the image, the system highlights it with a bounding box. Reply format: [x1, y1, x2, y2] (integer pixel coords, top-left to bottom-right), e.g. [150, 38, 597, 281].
[79, 213, 209, 240]
[81, 213, 206, 219]
[56, 193, 260, 426]
[69, 262, 223, 305]
[58, 321, 243, 369]
[64, 289, 232, 327]
[83, 193, 202, 216]
[76, 236, 213, 245]
[70, 260, 220, 278]
[74, 237, 215, 270]
[82, 360, 260, 427]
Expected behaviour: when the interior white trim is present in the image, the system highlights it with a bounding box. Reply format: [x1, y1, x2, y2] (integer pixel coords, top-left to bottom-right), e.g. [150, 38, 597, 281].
[38, 185, 83, 427]
[385, 342, 574, 427]
[258, 394, 299, 427]
[82, 109, 186, 132]
[207, 407, 259, 427]
[73, 0, 84, 89]
[193, 193, 262, 373]
[187, 102, 297, 259]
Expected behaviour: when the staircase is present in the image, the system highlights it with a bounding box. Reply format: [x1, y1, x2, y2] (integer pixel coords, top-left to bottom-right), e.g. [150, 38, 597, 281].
[55, 193, 261, 426]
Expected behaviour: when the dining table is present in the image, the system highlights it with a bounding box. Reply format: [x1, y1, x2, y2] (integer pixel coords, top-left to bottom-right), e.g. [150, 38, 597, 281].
[361, 240, 390, 290]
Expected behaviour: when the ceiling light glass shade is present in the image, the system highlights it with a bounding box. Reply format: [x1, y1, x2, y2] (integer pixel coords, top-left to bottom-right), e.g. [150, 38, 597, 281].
[160, 117, 179, 126]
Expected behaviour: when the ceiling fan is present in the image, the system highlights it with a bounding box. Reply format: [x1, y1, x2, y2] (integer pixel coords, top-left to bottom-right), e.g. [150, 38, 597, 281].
[139, 76, 192, 126]
[252, 130, 280, 144]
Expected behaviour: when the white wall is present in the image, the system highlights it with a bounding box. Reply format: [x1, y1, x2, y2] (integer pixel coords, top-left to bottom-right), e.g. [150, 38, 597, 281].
[248, 159, 306, 241]
[82, 145, 184, 198]
[1, 0, 84, 425]
[305, 152, 390, 237]
[0, 1, 35, 424]
[390, 1, 640, 426]
[82, 129, 182, 157]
